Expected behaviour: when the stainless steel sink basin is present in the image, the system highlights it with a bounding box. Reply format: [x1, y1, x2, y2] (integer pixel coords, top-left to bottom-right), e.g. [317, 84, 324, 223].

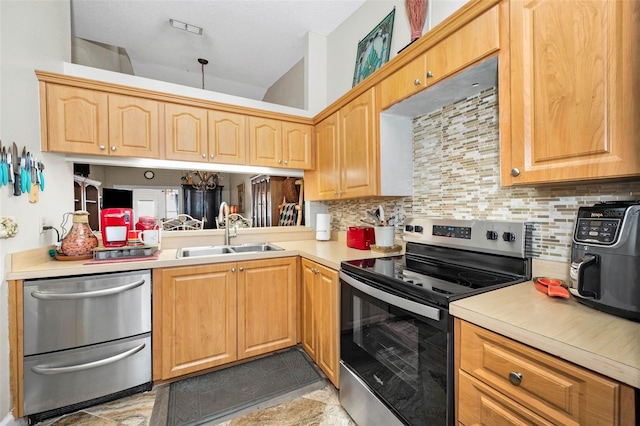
[176, 243, 283, 258]
[176, 245, 234, 258]
[229, 243, 284, 253]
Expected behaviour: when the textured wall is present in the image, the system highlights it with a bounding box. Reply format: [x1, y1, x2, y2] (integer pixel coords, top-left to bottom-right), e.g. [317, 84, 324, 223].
[325, 87, 640, 262]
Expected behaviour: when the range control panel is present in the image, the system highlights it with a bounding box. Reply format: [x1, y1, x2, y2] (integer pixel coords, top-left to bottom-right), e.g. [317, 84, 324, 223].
[432, 225, 472, 239]
[403, 218, 532, 258]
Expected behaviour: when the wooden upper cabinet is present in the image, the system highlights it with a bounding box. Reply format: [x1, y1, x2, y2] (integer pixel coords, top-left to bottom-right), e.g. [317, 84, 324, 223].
[306, 88, 378, 201]
[164, 103, 208, 162]
[45, 84, 109, 154]
[305, 112, 340, 200]
[502, 0, 640, 185]
[339, 87, 378, 198]
[282, 122, 314, 169]
[249, 117, 313, 169]
[380, 4, 499, 110]
[380, 53, 428, 110]
[108, 94, 160, 158]
[427, 4, 499, 87]
[208, 110, 247, 165]
[44, 85, 160, 158]
[248, 117, 282, 167]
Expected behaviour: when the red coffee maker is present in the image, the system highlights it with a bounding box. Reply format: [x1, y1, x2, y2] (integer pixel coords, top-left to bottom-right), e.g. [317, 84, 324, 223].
[100, 208, 133, 247]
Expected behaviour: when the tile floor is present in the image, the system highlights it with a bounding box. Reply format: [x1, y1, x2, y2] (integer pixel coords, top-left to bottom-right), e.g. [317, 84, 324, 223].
[36, 382, 355, 425]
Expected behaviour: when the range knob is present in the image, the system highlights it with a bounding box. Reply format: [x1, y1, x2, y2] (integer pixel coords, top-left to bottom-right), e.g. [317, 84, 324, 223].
[486, 230, 498, 240]
[502, 232, 516, 242]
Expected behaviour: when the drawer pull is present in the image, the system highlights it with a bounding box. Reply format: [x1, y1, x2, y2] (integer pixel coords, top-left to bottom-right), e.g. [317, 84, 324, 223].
[31, 279, 145, 300]
[509, 371, 523, 386]
[31, 343, 146, 375]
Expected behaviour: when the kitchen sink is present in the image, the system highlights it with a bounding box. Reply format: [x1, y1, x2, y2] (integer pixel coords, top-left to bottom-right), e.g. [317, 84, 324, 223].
[176, 245, 234, 258]
[176, 243, 283, 258]
[229, 243, 284, 253]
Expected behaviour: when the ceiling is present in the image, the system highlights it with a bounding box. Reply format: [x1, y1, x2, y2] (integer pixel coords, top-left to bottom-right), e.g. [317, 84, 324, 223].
[70, 0, 366, 101]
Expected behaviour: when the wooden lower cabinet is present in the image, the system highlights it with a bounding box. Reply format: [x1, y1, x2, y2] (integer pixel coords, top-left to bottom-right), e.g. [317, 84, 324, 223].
[155, 264, 237, 380]
[301, 259, 339, 387]
[456, 319, 635, 425]
[237, 257, 298, 359]
[154, 257, 298, 381]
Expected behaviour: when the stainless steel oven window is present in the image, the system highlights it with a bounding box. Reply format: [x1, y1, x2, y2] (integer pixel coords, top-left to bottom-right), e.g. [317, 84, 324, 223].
[340, 277, 449, 425]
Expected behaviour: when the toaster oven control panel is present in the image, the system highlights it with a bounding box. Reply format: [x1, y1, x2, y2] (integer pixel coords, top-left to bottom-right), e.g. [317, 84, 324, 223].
[574, 218, 620, 244]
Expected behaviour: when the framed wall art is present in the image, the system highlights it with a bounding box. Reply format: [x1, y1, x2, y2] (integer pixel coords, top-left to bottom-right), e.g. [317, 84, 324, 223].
[352, 7, 395, 87]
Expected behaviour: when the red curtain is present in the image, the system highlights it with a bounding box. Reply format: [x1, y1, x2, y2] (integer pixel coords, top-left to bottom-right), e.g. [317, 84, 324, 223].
[405, 0, 428, 42]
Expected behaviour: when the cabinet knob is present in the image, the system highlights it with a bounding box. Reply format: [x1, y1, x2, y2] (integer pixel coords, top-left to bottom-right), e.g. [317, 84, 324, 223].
[210, 154, 215, 159]
[284, 160, 288, 165]
[311, 268, 319, 274]
[110, 146, 116, 151]
[414, 79, 421, 86]
[278, 159, 283, 164]
[99, 145, 106, 151]
[508, 371, 522, 386]
[239, 267, 244, 272]
[426, 71, 433, 78]
[231, 267, 236, 273]
[202, 153, 207, 158]
[511, 168, 521, 177]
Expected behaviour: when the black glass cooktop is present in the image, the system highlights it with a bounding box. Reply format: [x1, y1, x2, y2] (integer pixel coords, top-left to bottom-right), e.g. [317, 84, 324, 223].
[341, 243, 530, 307]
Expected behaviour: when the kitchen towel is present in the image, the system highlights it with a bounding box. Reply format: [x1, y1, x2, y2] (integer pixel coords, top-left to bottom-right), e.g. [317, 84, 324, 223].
[165, 347, 324, 426]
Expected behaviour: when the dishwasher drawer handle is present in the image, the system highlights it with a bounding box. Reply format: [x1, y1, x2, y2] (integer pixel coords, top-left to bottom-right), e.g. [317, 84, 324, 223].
[31, 343, 146, 375]
[30, 279, 145, 300]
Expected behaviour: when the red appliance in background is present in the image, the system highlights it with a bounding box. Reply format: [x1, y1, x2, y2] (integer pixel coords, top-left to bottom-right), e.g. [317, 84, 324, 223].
[100, 208, 133, 247]
[347, 226, 375, 250]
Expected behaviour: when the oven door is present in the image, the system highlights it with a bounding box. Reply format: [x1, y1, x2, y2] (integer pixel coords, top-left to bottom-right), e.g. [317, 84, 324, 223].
[340, 271, 451, 426]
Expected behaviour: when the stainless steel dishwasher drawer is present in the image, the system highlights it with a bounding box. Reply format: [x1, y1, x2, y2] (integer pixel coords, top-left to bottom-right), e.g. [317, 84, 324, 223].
[23, 270, 151, 356]
[23, 334, 151, 416]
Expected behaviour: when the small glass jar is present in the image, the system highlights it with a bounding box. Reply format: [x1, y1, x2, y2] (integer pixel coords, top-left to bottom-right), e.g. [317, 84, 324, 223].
[60, 211, 99, 257]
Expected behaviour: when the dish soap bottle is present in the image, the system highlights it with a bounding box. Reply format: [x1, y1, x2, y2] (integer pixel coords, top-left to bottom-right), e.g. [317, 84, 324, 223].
[60, 210, 99, 257]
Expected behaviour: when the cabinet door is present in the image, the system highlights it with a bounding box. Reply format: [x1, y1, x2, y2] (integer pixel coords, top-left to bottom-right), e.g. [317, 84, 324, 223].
[314, 262, 340, 387]
[248, 117, 282, 167]
[45, 84, 108, 155]
[158, 264, 237, 379]
[305, 112, 340, 201]
[340, 88, 378, 198]
[427, 5, 499, 86]
[164, 103, 208, 162]
[380, 53, 427, 110]
[108, 94, 160, 158]
[237, 257, 297, 359]
[300, 259, 318, 360]
[208, 110, 246, 165]
[282, 122, 314, 170]
[458, 370, 554, 426]
[459, 320, 621, 425]
[503, 0, 639, 185]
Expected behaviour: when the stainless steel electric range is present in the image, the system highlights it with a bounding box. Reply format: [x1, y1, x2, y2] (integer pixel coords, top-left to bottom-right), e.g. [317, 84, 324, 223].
[339, 218, 532, 426]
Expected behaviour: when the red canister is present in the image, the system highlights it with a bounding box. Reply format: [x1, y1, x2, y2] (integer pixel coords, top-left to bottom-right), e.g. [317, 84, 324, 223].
[136, 216, 158, 231]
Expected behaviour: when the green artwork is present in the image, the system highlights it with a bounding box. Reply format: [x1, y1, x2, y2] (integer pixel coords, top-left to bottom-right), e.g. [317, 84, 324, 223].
[353, 7, 395, 87]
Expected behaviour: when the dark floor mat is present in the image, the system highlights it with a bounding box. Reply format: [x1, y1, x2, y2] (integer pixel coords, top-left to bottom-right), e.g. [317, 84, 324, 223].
[166, 348, 323, 426]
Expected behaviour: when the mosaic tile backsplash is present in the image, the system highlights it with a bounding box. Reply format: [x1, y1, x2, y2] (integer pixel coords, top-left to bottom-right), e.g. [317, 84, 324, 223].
[323, 87, 640, 262]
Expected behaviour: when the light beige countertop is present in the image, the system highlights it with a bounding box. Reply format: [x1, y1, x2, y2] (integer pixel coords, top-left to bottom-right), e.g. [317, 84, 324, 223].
[450, 282, 640, 388]
[5, 230, 399, 280]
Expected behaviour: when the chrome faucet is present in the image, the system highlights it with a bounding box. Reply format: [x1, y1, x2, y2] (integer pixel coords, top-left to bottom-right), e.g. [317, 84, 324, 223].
[219, 201, 237, 245]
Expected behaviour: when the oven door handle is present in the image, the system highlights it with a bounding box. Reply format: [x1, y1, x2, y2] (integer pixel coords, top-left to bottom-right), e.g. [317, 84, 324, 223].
[31, 343, 146, 375]
[30, 279, 145, 300]
[340, 272, 441, 321]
